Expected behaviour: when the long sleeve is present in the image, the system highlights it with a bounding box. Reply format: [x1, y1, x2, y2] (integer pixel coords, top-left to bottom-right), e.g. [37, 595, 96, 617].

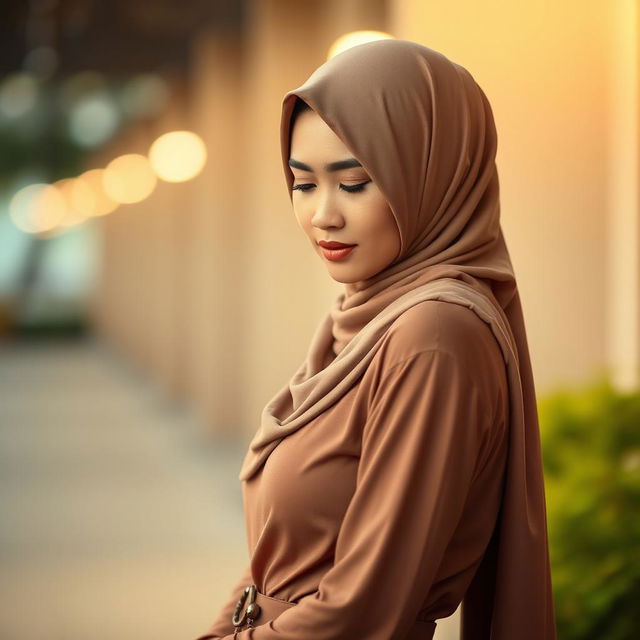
[195, 563, 254, 640]
[218, 346, 502, 639]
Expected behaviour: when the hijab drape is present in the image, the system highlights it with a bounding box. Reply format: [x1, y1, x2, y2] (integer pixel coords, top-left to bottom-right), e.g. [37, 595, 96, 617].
[238, 38, 556, 639]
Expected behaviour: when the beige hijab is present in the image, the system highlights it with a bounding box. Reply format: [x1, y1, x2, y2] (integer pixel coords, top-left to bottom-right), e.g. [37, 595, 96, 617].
[238, 39, 556, 639]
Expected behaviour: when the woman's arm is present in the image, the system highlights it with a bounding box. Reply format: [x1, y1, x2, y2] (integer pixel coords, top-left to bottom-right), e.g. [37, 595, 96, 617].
[194, 562, 254, 640]
[217, 346, 502, 639]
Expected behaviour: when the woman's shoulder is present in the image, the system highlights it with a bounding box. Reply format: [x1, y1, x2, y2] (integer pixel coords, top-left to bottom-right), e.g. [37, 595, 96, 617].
[377, 298, 504, 377]
[361, 299, 509, 441]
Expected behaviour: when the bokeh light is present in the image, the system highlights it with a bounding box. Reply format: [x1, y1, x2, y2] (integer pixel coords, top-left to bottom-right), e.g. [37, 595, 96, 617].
[120, 74, 169, 118]
[103, 153, 157, 204]
[52, 178, 91, 228]
[327, 30, 395, 60]
[9, 183, 66, 234]
[0, 72, 39, 119]
[72, 169, 119, 217]
[148, 130, 207, 182]
[69, 95, 120, 147]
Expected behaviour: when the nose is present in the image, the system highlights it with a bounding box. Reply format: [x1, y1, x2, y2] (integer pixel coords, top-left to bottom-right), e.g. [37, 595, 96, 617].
[311, 187, 344, 229]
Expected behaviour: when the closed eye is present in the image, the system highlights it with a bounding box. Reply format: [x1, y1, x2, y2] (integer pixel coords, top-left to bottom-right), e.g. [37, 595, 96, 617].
[292, 180, 371, 194]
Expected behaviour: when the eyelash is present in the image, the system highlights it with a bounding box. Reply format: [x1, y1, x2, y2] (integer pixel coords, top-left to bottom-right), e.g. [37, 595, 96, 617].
[292, 181, 370, 194]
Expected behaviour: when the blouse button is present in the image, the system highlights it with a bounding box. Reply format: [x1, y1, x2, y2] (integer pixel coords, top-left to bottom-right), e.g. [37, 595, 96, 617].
[246, 602, 261, 620]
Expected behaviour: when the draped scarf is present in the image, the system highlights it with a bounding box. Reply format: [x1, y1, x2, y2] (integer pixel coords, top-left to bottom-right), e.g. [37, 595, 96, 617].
[238, 38, 556, 639]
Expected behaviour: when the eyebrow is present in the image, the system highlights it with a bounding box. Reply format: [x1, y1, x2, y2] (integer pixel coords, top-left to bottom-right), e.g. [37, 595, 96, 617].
[288, 157, 363, 173]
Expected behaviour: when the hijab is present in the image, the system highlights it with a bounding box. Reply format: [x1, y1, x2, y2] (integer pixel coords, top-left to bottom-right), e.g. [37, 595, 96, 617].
[238, 38, 556, 639]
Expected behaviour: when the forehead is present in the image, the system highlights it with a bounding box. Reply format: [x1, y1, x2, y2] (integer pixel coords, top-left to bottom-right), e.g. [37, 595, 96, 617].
[289, 109, 351, 160]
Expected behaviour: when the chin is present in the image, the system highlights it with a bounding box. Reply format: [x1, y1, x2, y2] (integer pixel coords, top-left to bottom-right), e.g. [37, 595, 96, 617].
[325, 267, 373, 284]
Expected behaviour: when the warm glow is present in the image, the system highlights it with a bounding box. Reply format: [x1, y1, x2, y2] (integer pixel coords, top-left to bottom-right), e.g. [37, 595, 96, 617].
[103, 153, 157, 204]
[148, 130, 207, 182]
[327, 30, 395, 60]
[53, 177, 91, 227]
[9, 183, 66, 233]
[73, 168, 119, 216]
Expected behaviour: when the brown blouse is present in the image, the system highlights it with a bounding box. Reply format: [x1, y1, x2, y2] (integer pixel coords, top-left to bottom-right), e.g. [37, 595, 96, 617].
[195, 299, 509, 639]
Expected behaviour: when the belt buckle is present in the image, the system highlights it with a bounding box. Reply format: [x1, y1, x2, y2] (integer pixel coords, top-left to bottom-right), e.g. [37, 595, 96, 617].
[231, 584, 262, 628]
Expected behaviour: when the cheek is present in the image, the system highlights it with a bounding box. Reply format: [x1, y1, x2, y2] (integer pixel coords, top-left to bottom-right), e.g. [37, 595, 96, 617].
[292, 203, 311, 232]
[366, 204, 399, 250]
[369, 222, 399, 265]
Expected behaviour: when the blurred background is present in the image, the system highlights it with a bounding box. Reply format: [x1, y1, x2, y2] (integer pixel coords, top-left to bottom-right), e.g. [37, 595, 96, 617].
[0, 1, 638, 639]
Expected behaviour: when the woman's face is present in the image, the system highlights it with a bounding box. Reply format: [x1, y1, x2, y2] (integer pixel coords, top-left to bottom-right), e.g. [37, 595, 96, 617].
[288, 108, 400, 285]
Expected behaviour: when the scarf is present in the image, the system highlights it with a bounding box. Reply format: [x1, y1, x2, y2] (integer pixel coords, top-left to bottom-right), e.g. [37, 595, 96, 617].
[238, 38, 556, 639]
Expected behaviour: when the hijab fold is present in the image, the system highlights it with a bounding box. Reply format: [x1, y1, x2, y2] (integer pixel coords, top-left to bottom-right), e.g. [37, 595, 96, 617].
[238, 39, 556, 639]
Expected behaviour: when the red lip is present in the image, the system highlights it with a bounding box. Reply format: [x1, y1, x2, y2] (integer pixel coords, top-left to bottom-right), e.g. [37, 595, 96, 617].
[318, 240, 357, 249]
[320, 245, 356, 262]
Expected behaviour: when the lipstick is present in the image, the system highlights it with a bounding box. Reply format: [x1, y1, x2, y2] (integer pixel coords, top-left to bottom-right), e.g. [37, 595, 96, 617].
[318, 240, 357, 262]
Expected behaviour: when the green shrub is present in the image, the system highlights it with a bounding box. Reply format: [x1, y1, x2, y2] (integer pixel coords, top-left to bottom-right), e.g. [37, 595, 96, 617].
[539, 376, 640, 640]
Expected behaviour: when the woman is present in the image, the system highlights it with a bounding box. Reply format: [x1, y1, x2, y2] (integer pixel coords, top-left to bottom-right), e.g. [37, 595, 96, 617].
[195, 38, 556, 640]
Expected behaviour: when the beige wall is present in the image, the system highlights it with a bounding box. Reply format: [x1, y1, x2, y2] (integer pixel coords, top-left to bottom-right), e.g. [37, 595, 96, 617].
[184, 33, 245, 436]
[91, 86, 191, 402]
[606, 0, 640, 391]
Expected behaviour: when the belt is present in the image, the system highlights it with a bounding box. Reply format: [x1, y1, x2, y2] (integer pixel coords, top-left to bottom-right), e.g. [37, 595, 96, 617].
[232, 584, 437, 639]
